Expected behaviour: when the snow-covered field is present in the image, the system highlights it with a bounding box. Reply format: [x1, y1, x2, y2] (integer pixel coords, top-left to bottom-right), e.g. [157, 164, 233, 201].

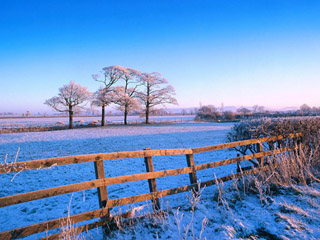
[0, 115, 195, 129]
[111, 181, 320, 240]
[1, 121, 319, 240]
[0, 122, 236, 238]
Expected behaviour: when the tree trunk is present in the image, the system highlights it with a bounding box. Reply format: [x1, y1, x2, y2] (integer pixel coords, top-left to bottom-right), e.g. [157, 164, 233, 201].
[69, 106, 73, 129]
[146, 105, 150, 124]
[146, 84, 150, 125]
[124, 110, 128, 125]
[101, 105, 105, 126]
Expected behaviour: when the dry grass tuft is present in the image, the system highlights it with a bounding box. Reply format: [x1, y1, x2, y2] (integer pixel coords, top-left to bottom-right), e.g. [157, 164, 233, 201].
[58, 197, 86, 240]
[174, 181, 208, 240]
[0, 148, 28, 181]
[248, 146, 320, 196]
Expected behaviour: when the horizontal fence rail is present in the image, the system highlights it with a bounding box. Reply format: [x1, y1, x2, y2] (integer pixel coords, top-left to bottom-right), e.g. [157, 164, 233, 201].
[0, 133, 302, 239]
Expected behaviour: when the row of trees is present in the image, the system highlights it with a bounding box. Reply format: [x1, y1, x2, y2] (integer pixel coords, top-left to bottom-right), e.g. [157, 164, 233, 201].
[195, 104, 267, 122]
[45, 66, 177, 129]
[195, 103, 319, 122]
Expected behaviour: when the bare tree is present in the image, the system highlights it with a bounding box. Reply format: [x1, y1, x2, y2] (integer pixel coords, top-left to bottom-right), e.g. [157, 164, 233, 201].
[252, 105, 259, 114]
[112, 66, 142, 125]
[312, 106, 320, 115]
[258, 106, 265, 113]
[300, 104, 311, 115]
[237, 107, 251, 118]
[92, 66, 123, 125]
[137, 72, 178, 124]
[44, 81, 91, 129]
[91, 87, 114, 126]
[252, 105, 265, 117]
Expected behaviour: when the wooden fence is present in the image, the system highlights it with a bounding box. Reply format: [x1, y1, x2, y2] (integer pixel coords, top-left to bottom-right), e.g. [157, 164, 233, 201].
[0, 133, 302, 239]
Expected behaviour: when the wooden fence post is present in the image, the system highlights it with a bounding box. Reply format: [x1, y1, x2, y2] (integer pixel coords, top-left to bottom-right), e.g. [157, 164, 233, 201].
[93, 156, 109, 236]
[144, 148, 160, 210]
[94, 156, 109, 209]
[236, 154, 241, 173]
[256, 142, 264, 166]
[297, 135, 303, 155]
[186, 154, 198, 186]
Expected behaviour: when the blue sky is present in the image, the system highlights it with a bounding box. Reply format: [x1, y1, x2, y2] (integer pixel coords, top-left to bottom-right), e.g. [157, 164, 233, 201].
[0, 0, 320, 113]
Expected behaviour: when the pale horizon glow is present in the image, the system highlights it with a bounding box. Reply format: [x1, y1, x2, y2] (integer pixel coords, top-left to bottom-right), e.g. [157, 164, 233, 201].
[0, 1, 320, 114]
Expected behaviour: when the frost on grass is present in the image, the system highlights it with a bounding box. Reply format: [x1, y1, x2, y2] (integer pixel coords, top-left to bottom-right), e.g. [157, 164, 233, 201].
[0, 148, 28, 181]
[1, 121, 320, 239]
[107, 182, 320, 240]
[107, 149, 320, 240]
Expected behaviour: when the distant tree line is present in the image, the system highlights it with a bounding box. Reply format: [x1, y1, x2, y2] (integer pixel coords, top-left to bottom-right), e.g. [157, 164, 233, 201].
[45, 66, 177, 129]
[195, 105, 237, 122]
[195, 104, 320, 122]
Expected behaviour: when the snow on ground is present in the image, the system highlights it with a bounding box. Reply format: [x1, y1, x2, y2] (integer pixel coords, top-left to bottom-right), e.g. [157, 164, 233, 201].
[0, 115, 195, 129]
[107, 181, 320, 240]
[1, 121, 319, 239]
[0, 122, 238, 239]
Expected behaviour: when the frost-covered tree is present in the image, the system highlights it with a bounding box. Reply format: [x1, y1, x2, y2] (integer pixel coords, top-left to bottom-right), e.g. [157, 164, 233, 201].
[113, 86, 140, 124]
[112, 67, 142, 125]
[44, 81, 91, 129]
[137, 72, 178, 124]
[92, 66, 123, 87]
[91, 87, 114, 126]
[92, 66, 124, 125]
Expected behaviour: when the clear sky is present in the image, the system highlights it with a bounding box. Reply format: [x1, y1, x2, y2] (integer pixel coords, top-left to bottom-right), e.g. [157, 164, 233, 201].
[0, 0, 320, 113]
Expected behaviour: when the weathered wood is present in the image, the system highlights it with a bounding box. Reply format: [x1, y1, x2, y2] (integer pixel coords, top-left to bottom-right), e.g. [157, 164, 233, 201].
[0, 154, 98, 174]
[0, 167, 194, 208]
[186, 154, 197, 185]
[105, 167, 193, 185]
[194, 146, 294, 172]
[0, 148, 193, 174]
[107, 184, 196, 208]
[94, 157, 109, 238]
[236, 154, 241, 173]
[0, 179, 105, 208]
[144, 148, 160, 210]
[256, 142, 264, 166]
[192, 133, 301, 154]
[94, 158, 108, 208]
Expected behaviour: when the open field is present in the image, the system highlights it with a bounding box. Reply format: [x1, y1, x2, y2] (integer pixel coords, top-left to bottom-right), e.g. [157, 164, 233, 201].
[0, 115, 195, 129]
[1, 121, 319, 240]
[0, 122, 235, 238]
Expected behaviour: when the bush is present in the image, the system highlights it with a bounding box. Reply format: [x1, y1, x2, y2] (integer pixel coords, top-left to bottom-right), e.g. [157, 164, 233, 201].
[195, 105, 221, 121]
[226, 117, 320, 155]
[223, 111, 235, 121]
